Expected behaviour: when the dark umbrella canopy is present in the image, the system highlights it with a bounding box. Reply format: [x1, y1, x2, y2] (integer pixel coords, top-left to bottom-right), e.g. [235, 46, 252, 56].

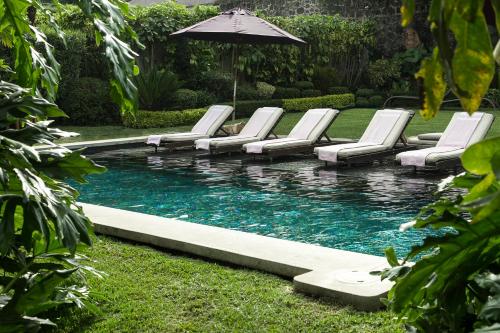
[170, 9, 305, 119]
[170, 8, 306, 45]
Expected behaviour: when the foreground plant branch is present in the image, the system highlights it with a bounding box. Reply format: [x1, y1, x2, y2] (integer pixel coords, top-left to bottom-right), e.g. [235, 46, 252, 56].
[382, 1, 500, 332]
[0, 0, 139, 331]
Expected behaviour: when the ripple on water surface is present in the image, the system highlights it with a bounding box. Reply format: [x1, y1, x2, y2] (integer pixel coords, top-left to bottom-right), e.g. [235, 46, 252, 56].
[75, 149, 447, 257]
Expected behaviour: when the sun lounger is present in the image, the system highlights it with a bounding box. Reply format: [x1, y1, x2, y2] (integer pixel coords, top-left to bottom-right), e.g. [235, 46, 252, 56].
[407, 132, 442, 147]
[396, 112, 494, 169]
[315, 109, 415, 166]
[195, 107, 284, 154]
[146, 105, 234, 152]
[242, 108, 339, 159]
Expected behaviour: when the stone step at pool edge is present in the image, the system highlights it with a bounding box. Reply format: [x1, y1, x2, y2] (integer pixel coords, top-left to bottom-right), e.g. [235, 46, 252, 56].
[82, 202, 393, 311]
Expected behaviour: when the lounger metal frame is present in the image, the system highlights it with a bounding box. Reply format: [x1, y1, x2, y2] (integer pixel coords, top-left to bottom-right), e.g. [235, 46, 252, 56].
[244, 114, 340, 160]
[323, 110, 417, 167]
[207, 113, 285, 155]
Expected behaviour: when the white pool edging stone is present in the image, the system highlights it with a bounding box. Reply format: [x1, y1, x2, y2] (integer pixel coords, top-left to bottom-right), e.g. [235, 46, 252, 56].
[37, 136, 149, 153]
[82, 203, 392, 311]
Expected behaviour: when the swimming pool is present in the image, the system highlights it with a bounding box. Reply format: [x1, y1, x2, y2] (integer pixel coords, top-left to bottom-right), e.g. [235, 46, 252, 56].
[75, 148, 444, 257]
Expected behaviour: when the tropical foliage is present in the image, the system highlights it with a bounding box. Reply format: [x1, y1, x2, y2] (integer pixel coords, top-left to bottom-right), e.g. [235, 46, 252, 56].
[45, 3, 376, 87]
[382, 1, 500, 332]
[401, 0, 497, 119]
[0, 0, 137, 331]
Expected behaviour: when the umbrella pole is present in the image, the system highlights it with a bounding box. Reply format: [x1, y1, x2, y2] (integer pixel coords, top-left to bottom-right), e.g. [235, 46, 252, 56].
[232, 44, 238, 121]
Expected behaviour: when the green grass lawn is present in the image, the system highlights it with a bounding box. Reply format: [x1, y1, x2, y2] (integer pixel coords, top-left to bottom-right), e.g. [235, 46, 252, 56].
[57, 108, 499, 144]
[50, 236, 403, 332]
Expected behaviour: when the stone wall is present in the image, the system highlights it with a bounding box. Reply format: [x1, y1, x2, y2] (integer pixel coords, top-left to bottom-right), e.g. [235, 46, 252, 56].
[215, 0, 430, 55]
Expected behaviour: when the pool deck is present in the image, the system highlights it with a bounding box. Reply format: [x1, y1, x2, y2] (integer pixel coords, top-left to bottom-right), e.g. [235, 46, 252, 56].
[83, 202, 393, 311]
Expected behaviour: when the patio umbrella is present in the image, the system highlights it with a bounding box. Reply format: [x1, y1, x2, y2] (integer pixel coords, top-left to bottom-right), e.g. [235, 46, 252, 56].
[171, 8, 306, 119]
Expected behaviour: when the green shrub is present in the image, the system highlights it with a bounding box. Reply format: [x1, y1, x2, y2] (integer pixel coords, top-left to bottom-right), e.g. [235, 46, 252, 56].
[283, 93, 355, 112]
[367, 58, 401, 89]
[256, 81, 275, 99]
[46, 29, 86, 103]
[135, 67, 182, 110]
[225, 99, 284, 117]
[327, 86, 351, 94]
[301, 89, 322, 97]
[393, 47, 429, 78]
[390, 80, 412, 96]
[356, 88, 375, 97]
[195, 90, 216, 107]
[486, 88, 500, 107]
[60, 77, 119, 125]
[368, 95, 385, 107]
[356, 96, 371, 107]
[173, 88, 198, 109]
[237, 85, 260, 100]
[294, 81, 315, 90]
[190, 71, 233, 101]
[122, 108, 207, 128]
[273, 87, 301, 99]
[312, 66, 337, 93]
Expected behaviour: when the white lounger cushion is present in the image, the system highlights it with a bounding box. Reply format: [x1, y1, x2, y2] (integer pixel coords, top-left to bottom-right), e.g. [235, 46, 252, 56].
[196, 135, 260, 150]
[397, 112, 494, 167]
[244, 138, 311, 153]
[418, 132, 442, 141]
[195, 107, 283, 150]
[238, 107, 283, 139]
[243, 108, 339, 154]
[397, 147, 463, 166]
[146, 105, 233, 146]
[315, 109, 412, 163]
[191, 105, 234, 136]
[288, 109, 338, 141]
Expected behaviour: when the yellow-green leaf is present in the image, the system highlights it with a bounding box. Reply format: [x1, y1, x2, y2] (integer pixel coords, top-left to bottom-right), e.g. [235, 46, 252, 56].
[415, 48, 447, 119]
[449, 10, 495, 114]
[401, 0, 415, 27]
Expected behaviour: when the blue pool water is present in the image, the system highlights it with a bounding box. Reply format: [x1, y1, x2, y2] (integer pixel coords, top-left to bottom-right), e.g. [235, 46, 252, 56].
[75, 149, 445, 257]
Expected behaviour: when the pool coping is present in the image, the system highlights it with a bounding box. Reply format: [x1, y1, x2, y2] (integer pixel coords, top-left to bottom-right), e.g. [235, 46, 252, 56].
[83, 203, 393, 311]
[37, 136, 149, 154]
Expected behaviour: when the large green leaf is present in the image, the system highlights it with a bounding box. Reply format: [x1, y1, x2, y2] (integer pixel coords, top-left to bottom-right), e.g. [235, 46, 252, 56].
[449, 10, 494, 113]
[389, 214, 500, 316]
[462, 137, 500, 176]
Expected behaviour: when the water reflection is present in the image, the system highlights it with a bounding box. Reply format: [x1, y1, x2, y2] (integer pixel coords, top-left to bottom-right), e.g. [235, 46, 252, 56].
[81, 148, 449, 257]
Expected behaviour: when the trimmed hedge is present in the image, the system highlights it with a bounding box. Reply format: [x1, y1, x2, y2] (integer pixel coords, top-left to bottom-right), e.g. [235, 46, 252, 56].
[125, 93, 355, 128]
[368, 95, 385, 107]
[356, 88, 376, 97]
[301, 89, 322, 97]
[122, 108, 207, 128]
[225, 99, 284, 117]
[283, 94, 355, 112]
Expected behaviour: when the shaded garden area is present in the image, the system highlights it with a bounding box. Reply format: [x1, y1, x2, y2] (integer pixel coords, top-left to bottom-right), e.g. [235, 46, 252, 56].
[31, 2, 500, 129]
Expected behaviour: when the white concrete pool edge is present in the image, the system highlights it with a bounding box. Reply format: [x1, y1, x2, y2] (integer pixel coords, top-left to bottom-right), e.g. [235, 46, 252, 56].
[82, 203, 393, 311]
